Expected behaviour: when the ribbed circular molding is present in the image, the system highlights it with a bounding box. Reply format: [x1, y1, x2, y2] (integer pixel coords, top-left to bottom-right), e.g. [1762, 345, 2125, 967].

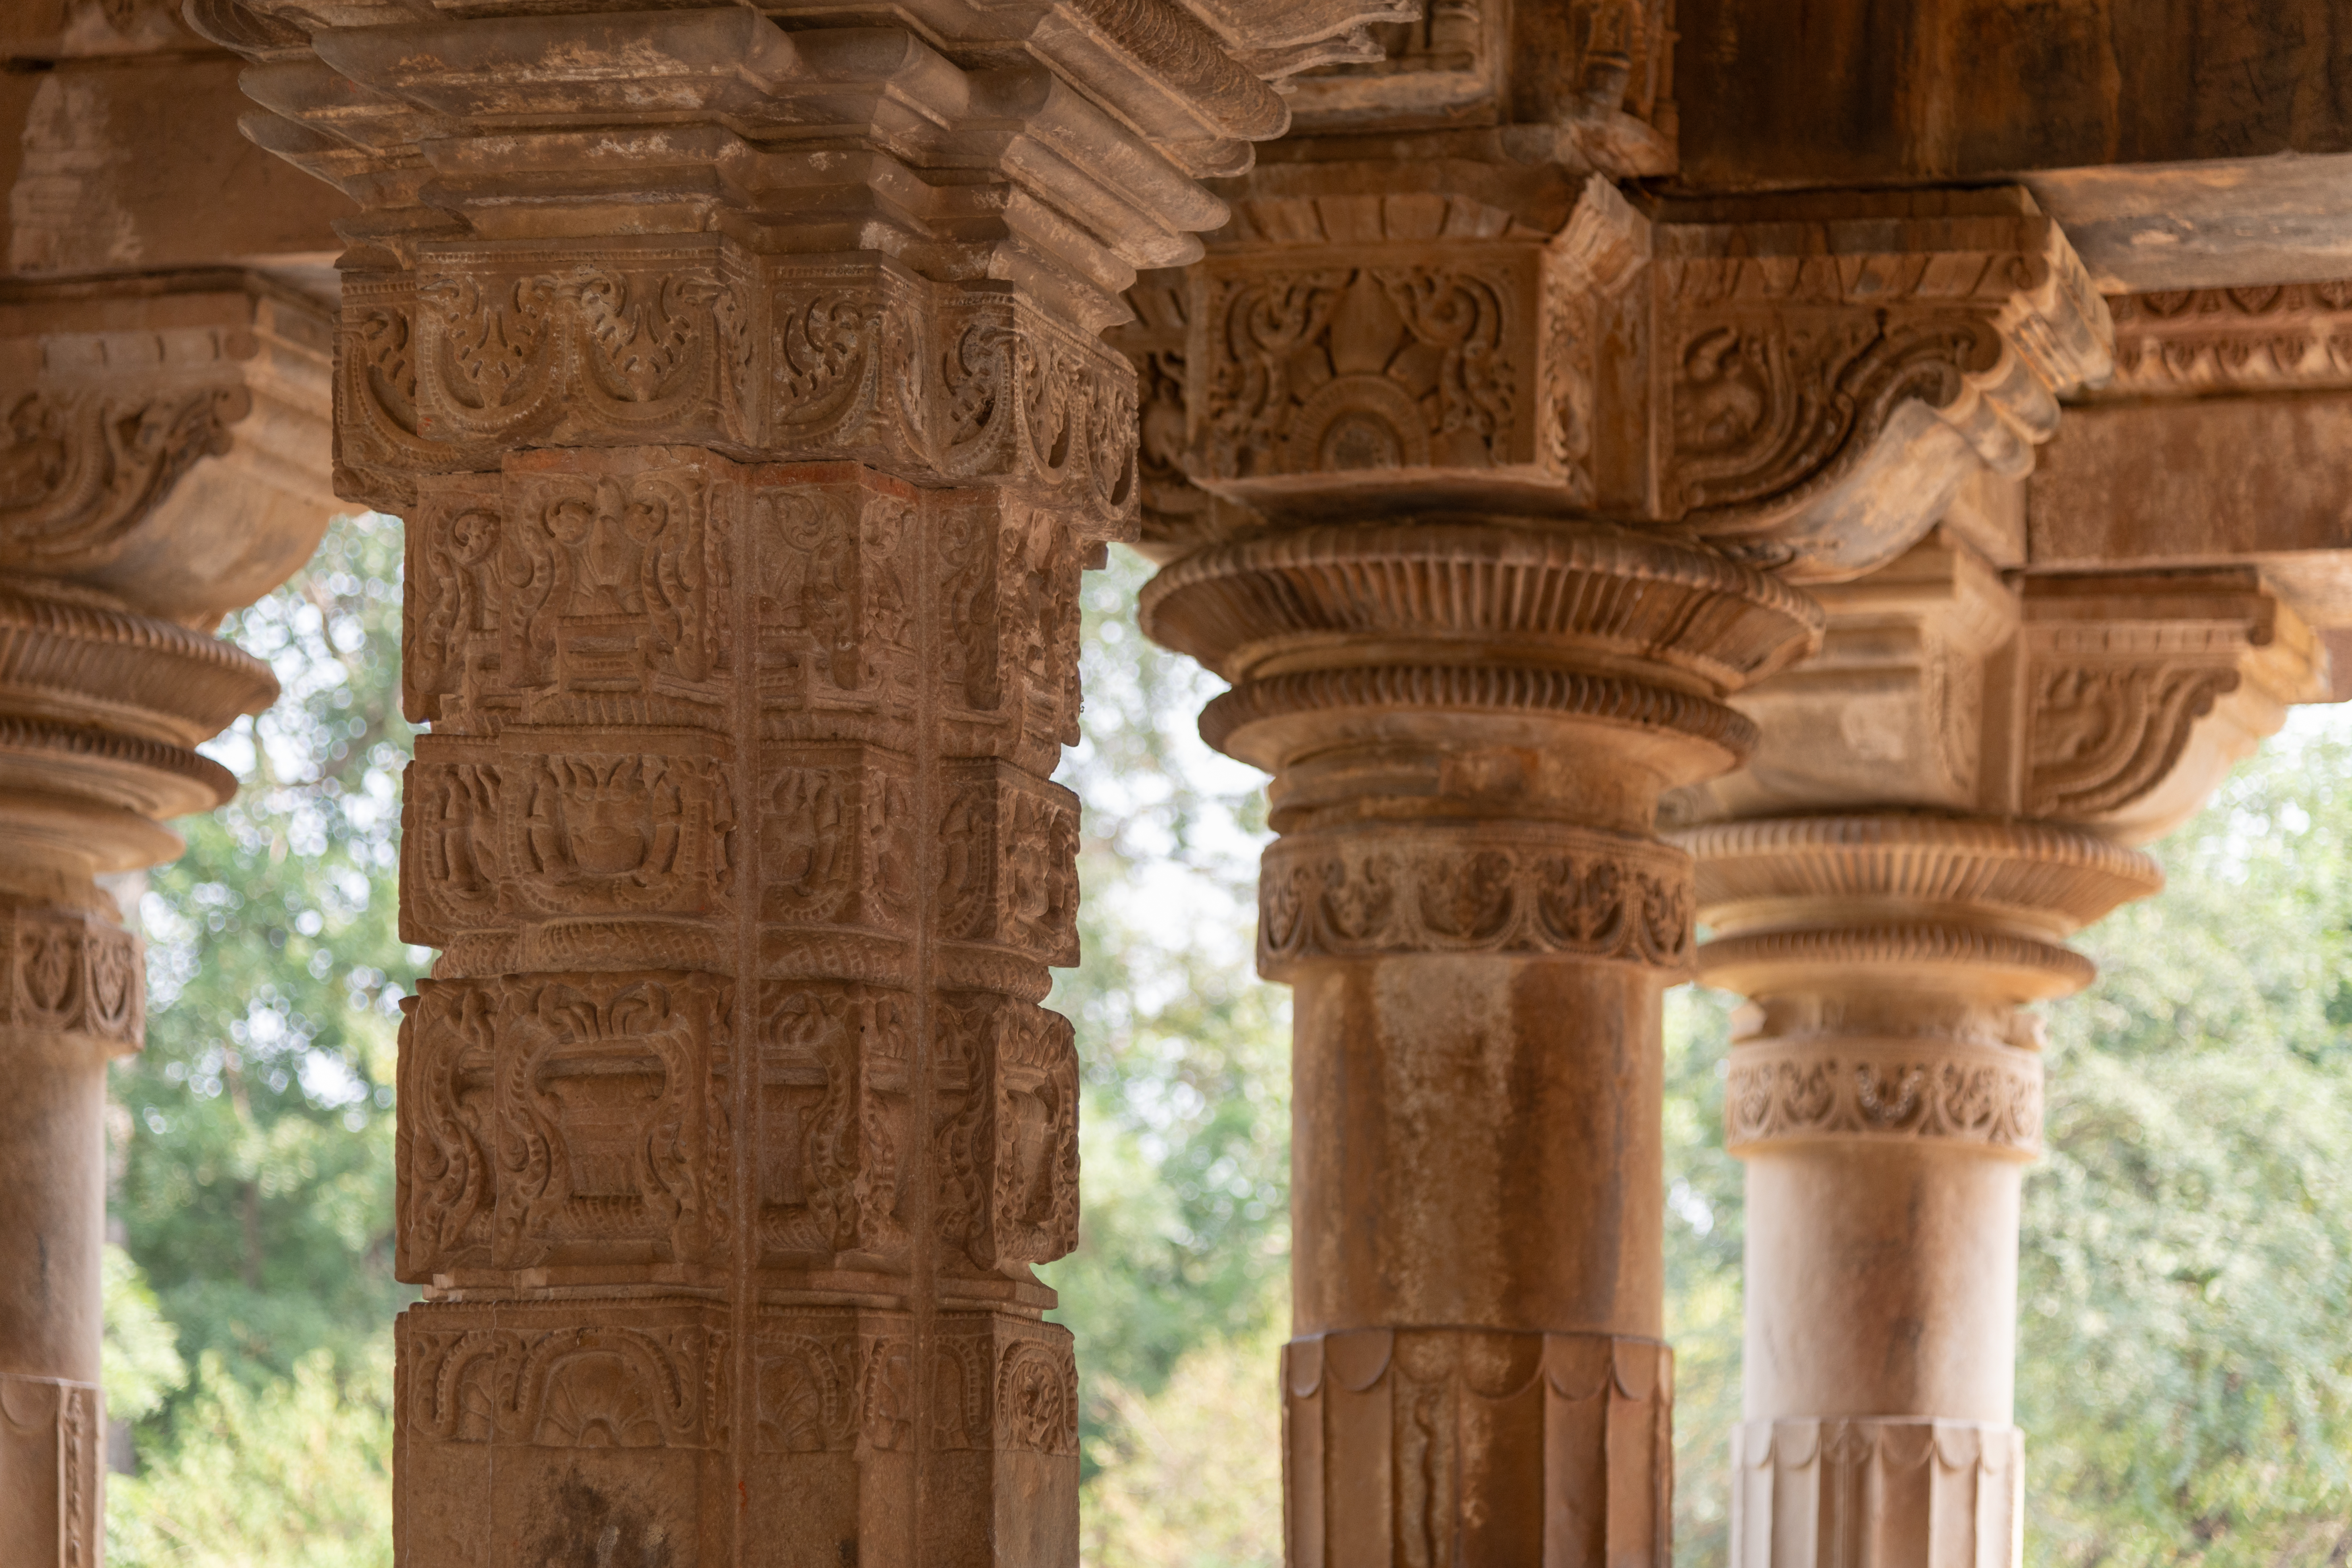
[1139, 522, 1824, 692]
[1201, 663, 1760, 770]
[1674, 813, 2162, 940]
[0, 591, 279, 745]
[1697, 920, 2096, 1002]
[1258, 821, 1694, 976]
[0, 717, 237, 822]
[1724, 1037, 2042, 1157]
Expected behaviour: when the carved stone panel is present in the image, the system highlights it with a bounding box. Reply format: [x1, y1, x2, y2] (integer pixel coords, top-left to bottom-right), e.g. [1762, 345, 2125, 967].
[397, 972, 734, 1286]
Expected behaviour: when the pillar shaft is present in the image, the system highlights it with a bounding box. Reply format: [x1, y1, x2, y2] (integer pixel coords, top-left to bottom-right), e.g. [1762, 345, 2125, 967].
[1674, 531, 2325, 1567]
[222, 0, 1387, 1560]
[1145, 524, 1824, 1559]
[0, 273, 333, 1564]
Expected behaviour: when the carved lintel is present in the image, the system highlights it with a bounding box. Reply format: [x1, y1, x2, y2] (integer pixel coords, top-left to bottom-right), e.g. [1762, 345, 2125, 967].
[1730, 1420, 2023, 1568]
[2100, 281, 2352, 399]
[2022, 569, 2327, 844]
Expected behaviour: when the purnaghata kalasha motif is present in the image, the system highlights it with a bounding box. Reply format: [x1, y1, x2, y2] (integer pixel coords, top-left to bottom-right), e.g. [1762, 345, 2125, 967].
[403, 752, 737, 941]
[403, 1304, 728, 1450]
[1258, 829, 1695, 972]
[2, 907, 143, 1049]
[1195, 259, 1529, 481]
[397, 972, 733, 1281]
[931, 992, 1080, 1278]
[756, 980, 913, 1265]
[1724, 1042, 2043, 1155]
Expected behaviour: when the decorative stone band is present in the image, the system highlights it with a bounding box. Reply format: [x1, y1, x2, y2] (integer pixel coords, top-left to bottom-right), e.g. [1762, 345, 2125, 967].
[0, 1373, 99, 1568]
[1200, 663, 1759, 765]
[1677, 815, 2163, 941]
[1730, 1418, 2022, 1568]
[338, 251, 1141, 529]
[1258, 823, 1694, 976]
[1283, 1327, 1671, 1568]
[1723, 1037, 2043, 1158]
[0, 591, 279, 748]
[1140, 522, 1823, 692]
[2102, 281, 2352, 398]
[1697, 922, 2097, 1004]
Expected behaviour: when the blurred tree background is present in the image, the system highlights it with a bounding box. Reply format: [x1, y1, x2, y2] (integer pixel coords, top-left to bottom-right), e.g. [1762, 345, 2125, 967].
[102, 526, 2352, 1566]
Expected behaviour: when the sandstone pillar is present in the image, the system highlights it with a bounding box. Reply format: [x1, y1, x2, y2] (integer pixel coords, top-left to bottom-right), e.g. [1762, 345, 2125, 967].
[1671, 535, 2327, 1566]
[1124, 62, 2113, 1548]
[0, 273, 334, 1566]
[220, 1, 1392, 1560]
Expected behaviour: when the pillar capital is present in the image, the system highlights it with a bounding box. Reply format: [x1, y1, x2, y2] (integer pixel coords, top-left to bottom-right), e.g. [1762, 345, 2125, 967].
[1135, 180, 2111, 582]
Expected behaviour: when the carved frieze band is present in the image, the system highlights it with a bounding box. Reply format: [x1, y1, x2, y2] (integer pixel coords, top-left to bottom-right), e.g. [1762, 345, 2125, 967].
[2106, 282, 2352, 396]
[401, 1299, 1078, 1457]
[1730, 1418, 2023, 1568]
[397, 973, 1077, 1287]
[1259, 826, 1694, 973]
[1283, 1327, 1671, 1568]
[341, 248, 1138, 531]
[1724, 1039, 2043, 1157]
[0, 1373, 98, 1568]
[0, 907, 143, 1050]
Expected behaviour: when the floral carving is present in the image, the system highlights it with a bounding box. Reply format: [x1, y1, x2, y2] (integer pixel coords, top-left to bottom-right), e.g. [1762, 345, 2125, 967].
[0, 907, 142, 1049]
[1258, 831, 1695, 971]
[0, 385, 246, 574]
[1197, 262, 1522, 480]
[2107, 281, 2352, 394]
[931, 994, 1080, 1277]
[404, 1304, 727, 1449]
[757, 982, 913, 1263]
[935, 763, 1081, 964]
[2025, 662, 2242, 821]
[1724, 1044, 2043, 1154]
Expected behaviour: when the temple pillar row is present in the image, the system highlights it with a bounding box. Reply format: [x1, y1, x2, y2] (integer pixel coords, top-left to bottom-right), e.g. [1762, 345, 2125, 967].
[1672, 529, 2327, 1566]
[1124, 94, 2113, 1552]
[216, 0, 1399, 1560]
[0, 273, 335, 1566]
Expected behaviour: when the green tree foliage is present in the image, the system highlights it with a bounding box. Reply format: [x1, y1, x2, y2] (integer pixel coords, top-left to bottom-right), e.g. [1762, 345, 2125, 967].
[98, 527, 2352, 1565]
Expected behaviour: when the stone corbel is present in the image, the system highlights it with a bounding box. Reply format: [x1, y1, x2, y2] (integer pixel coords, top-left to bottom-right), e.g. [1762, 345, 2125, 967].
[1168, 179, 2111, 583]
[2019, 569, 2328, 844]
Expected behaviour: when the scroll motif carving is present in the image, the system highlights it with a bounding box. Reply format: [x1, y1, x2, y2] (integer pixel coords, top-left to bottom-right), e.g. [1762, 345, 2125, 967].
[748, 1313, 1077, 1457]
[1723, 1042, 2043, 1156]
[1196, 261, 1526, 482]
[403, 1303, 728, 1449]
[405, 753, 737, 945]
[1258, 830, 1695, 972]
[931, 993, 1080, 1277]
[757, 981, 913, 1264]
[2025, 662, 2241, 820]
[0, 385, 247, 574]
[1281, 1328, 1671, 1568]
[344, 248, 1141, 534]
[397, 973, 733, 1280]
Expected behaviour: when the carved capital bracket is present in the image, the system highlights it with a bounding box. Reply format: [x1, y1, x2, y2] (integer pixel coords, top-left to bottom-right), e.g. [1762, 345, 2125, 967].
[2021, 568, 2327, 844]
[1128, 181, 2110, 583]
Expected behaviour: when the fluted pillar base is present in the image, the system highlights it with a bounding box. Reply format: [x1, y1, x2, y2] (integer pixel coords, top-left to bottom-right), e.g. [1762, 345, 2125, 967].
[1730, 1419, 2022, 1568]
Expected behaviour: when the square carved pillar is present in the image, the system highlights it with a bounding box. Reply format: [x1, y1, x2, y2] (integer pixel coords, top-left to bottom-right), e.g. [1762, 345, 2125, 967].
[210, 0, 1403, 1560]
